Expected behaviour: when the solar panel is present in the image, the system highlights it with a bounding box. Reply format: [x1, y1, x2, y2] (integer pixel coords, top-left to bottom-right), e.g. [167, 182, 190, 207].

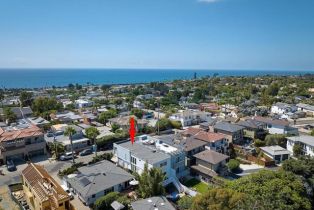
[79, 177, 91, 186]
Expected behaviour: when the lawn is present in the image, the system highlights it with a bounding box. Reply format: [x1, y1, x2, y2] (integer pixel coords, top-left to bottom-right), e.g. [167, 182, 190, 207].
[183, 178, 212, 194]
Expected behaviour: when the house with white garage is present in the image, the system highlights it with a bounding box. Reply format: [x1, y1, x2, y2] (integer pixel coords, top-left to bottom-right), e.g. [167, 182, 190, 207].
[253, 116, 298, 136]
[260, 145, 291, 164]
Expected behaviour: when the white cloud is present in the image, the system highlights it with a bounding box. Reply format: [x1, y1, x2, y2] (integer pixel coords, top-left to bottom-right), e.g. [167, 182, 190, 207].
[198, 0, 221, 3]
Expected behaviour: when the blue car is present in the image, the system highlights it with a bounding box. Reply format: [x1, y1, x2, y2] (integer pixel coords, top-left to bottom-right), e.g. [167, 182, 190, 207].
[7, 160, 16, 172]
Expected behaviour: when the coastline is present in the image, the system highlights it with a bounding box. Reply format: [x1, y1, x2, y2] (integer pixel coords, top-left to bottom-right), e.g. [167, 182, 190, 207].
[0, 69, 313, 89]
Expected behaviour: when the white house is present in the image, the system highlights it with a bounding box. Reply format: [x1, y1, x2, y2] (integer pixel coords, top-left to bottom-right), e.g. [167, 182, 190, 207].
[286, 136, 314, 157]
[169, 110, 212, 127]
[75, 99, 94, 109]
[133, 100, 145, 109]
[271, 102, 297, 115]
[260, 145, 291, 164]
[113, 135, 187, 193]
[253, 116, 298, 135]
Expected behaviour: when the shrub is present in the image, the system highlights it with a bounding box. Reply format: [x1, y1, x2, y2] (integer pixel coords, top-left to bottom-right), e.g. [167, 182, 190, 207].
[178, 196, 194, 210]
[58, 162, 84, 177]
[94, 192, 120, 210]
[227, 159, 240, 172]
[89, 153, 113, 165]
[254, 139, 266, 147]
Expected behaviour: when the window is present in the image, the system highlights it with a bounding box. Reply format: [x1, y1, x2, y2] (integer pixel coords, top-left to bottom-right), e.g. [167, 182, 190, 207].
[92, 194, 96, 198]
[59, 203, 63, 207]
[131, 156, 137, 164]
[160, 162, 167, 167]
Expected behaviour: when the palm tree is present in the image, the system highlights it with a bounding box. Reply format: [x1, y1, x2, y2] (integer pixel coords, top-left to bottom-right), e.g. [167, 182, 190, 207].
[85, 127, 100, 157]
[48, 142, 65, 159]
[64, 126, 77, 164]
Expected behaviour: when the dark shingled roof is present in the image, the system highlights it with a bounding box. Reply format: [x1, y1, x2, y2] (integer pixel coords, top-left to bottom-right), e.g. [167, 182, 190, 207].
[193, 150, 229, 165]
[214, 122, 244, 133]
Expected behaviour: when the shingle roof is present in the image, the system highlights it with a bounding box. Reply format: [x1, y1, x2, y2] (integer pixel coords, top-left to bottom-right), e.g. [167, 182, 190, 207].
[253, 116, 289, 127]
[131, 196, 176, 210]
[214, 122, 244, 133]
[193, 150, 229, 164]
[66, 160, 133, 198]
[237, 119, 265, 129]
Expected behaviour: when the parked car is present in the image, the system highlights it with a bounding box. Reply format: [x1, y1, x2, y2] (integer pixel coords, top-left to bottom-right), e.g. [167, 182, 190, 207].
[6, 160, 16, 171]
[46, 132, 54, 137]
[79, 149, 93, 156]
[60, 152, 76, 161]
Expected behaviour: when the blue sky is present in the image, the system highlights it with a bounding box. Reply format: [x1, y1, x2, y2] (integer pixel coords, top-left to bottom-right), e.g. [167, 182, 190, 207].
[0, 0, 313, 70]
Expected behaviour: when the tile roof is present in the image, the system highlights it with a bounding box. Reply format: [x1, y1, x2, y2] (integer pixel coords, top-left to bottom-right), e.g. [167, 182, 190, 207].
[181, 127, 202, 136]
[193, 150, 229, 165]
[194, 131, 225, 143]
[0, 125, 43, 142]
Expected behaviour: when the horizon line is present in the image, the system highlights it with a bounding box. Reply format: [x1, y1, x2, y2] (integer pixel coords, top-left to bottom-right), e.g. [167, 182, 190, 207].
[0, 67, 313, 72]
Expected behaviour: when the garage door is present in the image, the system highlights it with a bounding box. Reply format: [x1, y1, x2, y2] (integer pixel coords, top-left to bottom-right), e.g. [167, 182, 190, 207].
[6, 153, 24, 162]
[28, 149, 45, 157]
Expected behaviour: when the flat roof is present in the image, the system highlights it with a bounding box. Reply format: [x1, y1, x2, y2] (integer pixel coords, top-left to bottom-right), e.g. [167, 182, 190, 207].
[287, 135, 314, 147]
[260, 145, 291, 156]
[116, 141, 170, 165]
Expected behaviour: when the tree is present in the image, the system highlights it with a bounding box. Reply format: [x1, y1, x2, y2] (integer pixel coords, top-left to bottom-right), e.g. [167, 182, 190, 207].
[19, 91, 33, 106]
[110, 123, 120, 133]
[47, 142, 65, 159]
[254, 139, 266, 147]
[170, 120, 182, 129]
[227, 159, 240, 172]
[85, 127, 100, 157]
[64, 126, 77, 164]
[265, 134, 286, 147]
[227, 170, 311, 210]
[98, 109, 117, 124]
[3, 107, 17, 124]
[178, 196, 194, 210]
[94, 192, 119, 210]
[32, 97, 63, 117]
[0, 89, 4, 108]
[191, 188, 245, 210]
[156, 118, 172, 132]
[131, 108, 144, 119]
[293, 144, 303, 158]
[134, 163, 166, 198]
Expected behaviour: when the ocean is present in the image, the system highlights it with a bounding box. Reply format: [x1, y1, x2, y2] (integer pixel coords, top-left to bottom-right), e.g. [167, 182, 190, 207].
[0, 69, 313, 88]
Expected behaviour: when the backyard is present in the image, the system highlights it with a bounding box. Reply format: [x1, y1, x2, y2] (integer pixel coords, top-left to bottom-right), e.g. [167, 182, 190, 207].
[183, 178, 212, 194]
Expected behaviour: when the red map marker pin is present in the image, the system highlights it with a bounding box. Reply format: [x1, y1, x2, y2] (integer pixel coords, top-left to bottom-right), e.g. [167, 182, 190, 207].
[129, 117, 136, 144]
